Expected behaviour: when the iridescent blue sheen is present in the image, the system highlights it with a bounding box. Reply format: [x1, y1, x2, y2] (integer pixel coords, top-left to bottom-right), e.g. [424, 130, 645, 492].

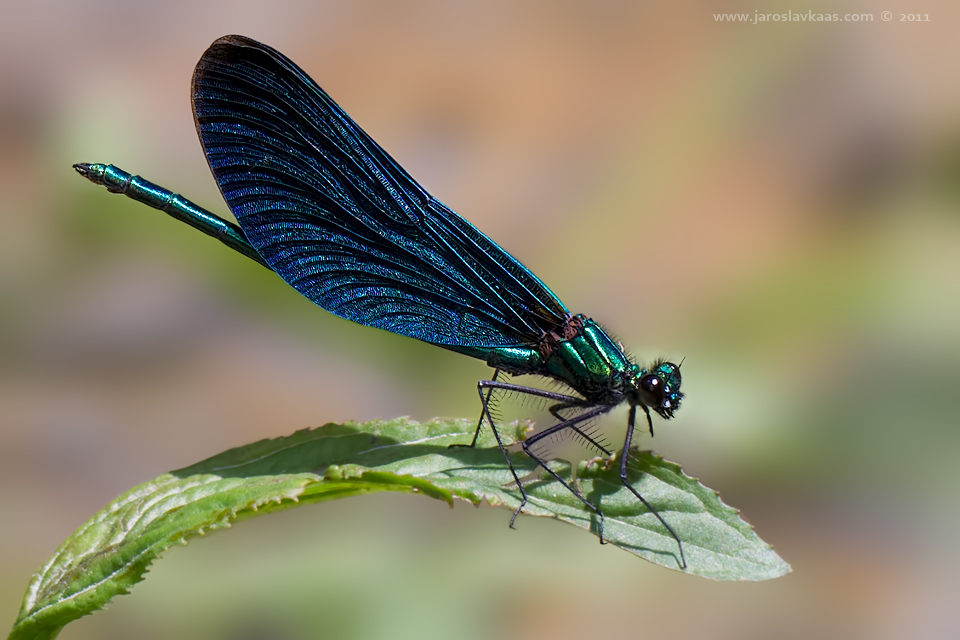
[187, 36, 683, 418]
[75, 35, 687, 566]
[192, 37, 567, 350]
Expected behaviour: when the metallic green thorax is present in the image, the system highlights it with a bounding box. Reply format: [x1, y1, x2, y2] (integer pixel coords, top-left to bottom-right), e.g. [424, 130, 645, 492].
[446, 316, 637, 402]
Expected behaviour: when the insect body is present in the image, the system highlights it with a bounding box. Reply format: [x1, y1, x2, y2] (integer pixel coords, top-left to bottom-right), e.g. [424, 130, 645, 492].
[75, 35, 686, 567]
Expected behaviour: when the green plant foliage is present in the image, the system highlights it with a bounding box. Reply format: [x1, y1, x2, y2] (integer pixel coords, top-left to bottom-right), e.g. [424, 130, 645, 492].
[9, 418, 789, 640]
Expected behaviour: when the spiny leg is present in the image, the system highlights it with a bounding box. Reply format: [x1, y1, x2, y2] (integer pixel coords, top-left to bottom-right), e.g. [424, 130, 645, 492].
[449, 368, 501, 449]
[470, 378, 531, 529]
[547, 401, 613, 457]
[519, 404, 615, 541]
[455, 378, 614, 534]
[621, 405, 687, 569]
[475, 380, 610, 456]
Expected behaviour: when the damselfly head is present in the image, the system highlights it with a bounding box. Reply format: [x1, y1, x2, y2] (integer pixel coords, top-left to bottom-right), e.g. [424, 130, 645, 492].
[633, 360, 684, 419]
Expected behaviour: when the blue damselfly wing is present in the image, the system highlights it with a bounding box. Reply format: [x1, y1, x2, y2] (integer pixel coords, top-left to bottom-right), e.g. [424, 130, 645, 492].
[192, 35, 567, 350]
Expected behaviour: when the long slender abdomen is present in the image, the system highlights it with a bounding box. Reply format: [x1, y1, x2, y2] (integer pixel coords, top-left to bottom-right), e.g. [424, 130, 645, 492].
[73, 163, 269, 268]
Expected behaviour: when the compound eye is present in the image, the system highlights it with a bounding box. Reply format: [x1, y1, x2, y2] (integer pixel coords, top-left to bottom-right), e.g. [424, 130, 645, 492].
[640, 374, 661, 394]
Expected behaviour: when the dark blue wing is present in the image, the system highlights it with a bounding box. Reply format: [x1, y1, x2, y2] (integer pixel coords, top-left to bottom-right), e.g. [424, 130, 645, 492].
[192, 35, 567, 348]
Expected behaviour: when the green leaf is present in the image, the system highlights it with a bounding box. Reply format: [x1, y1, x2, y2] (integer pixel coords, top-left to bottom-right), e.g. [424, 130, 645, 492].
[9, 417, 789, 640]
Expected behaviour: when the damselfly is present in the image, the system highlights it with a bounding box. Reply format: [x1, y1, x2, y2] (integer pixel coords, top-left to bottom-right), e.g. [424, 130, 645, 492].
[75, 35, 686, 567]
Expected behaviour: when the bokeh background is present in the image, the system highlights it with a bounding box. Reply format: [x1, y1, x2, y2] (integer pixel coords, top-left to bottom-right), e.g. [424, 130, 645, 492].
[2, 1, 958, 638]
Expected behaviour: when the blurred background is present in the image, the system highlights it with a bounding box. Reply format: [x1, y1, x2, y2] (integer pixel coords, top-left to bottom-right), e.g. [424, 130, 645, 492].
[2, 1, 958, 638]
